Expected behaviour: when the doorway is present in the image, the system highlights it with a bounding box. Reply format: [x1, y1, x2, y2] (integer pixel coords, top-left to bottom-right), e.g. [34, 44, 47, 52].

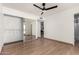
[40, 22, 44, 38]
[74, 13, 79, 46]
[23, 19, 35, 42]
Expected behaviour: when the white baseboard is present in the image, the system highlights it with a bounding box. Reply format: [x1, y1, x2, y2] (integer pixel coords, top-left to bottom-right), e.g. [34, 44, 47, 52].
[44, 37, 74, 45]
[0, 45, 3, 53]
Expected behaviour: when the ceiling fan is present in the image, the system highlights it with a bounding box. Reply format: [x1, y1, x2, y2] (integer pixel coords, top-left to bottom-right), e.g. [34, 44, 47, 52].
[33, 3, 58, 15]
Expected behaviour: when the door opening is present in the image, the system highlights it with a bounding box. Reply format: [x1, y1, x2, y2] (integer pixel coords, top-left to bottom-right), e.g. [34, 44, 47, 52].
[74, 13, 79, 46]
[23, 19, 35, 42]
[40, 22, 44, 38]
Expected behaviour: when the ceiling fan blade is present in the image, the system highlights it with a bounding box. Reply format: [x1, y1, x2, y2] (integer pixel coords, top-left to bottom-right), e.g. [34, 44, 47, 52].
[45, 5, 58, 10]
[33, 4, 43, 10]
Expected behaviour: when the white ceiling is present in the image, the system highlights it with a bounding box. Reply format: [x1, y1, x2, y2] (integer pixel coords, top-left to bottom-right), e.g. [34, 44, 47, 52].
[2, 3, 79, 17]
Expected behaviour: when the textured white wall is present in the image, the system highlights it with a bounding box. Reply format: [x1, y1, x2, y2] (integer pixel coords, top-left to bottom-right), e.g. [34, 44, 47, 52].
[0, 4, 4, 52]
[44, 7, 79, 45]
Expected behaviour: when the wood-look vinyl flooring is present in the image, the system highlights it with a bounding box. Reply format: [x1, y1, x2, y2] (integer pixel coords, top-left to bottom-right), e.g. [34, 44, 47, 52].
[1, 37, 79, 55]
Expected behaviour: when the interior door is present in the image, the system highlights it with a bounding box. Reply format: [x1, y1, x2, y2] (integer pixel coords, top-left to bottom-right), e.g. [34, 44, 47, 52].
[4, 15, 23, 43]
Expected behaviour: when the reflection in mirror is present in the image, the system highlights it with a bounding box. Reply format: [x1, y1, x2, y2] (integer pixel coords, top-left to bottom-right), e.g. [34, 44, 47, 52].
[22, 18, 36, 42]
